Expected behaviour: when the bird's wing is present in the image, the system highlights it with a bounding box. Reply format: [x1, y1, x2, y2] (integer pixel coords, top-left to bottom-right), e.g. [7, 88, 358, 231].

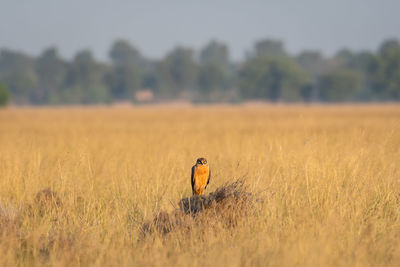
[205, 168, 211, 189]
[191, 165, 195, 190]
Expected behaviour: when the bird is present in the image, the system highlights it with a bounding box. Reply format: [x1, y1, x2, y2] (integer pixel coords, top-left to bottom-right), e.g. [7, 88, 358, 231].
[191, 157, 211, 196]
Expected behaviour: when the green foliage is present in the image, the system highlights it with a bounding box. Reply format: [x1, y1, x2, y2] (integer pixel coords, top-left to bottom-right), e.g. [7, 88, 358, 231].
[0, 83, 10, 106]
[51, 84, 110, 105]
[296, 51, 328, 77]
[110, 40, 142, 65]
[200, 40, 230, 66]
[157, 47, 198, 97]
[195, 40, 233, 102]
[194, 62, 229, 103]
[198, 62, 228, 93]
[369, 39, 400, 100]
[0, 38, 399, 104]
[106, 64, 141, 100]
[0, 50, 38, 104]
[334, 49, 355, 67]
[318, 69, 363, 101]
[60, 50, 110, 104]
[238, 56, 310, 101]
[252, 39, 287, 58]
[35, 47, 67, 103]
[107, 40, 142, 100]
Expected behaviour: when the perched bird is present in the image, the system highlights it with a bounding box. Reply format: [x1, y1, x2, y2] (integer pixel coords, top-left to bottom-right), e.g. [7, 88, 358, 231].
[191, 157, 211, 196]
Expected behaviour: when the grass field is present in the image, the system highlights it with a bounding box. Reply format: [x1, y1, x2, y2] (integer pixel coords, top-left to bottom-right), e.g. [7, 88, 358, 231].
[0, 105, 400, 266]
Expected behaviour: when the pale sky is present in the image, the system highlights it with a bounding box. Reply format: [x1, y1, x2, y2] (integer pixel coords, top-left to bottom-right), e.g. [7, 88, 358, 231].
[0, 0, 399, 61]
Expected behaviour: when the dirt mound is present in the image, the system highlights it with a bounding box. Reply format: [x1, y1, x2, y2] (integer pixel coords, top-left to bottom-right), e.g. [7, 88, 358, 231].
[178, 179, 254, 215]
[141, 180, 261, 237]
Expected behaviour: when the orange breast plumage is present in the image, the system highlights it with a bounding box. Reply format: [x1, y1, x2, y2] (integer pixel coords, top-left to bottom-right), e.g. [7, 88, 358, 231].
[191, 164, 210, 195]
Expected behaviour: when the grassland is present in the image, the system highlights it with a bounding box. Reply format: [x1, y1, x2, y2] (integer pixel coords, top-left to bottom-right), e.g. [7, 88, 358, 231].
[0, 105, 400, 266]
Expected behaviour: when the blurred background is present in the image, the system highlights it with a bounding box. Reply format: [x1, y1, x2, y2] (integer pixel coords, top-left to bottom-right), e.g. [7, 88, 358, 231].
[0, 0, 399, 106]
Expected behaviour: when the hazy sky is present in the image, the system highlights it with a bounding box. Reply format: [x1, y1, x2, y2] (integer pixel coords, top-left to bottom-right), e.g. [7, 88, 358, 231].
[0, 0, 399, 61]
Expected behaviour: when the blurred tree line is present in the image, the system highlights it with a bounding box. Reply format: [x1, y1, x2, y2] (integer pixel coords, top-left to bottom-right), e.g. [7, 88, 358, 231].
[0, 38, 399, 105]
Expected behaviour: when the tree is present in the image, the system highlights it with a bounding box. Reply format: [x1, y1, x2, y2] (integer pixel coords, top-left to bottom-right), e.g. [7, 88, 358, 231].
[334, 49, 355, 67]
[296, 51, 328, 76]
[35, 47, 67, 103]
[109, 39, 142, 66]
[157, 47, 198, 97]
[251, 39, 287, 58]
[198, 62, 228, 93]
[0, 37, 399, 104]
[197, 40, 231, 100]
[65, 50, 104, 86]
[59, 50, 109, 104]
[0, 49, 38, 104]
[0, 83, 10, 106]
[296, 51, 331, 101]
[317, 69, 363, 101]
[369, 39, 400, 100]
[199, 40, 230, 66]
[107, 40, 143, 100]
[238, 56, 310, 101]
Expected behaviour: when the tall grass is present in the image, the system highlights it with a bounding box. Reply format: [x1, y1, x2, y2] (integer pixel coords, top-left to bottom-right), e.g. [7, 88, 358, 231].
[0, 105, 399, 266]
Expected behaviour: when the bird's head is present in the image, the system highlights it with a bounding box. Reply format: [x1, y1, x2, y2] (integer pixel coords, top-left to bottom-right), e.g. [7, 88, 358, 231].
[196, 157, 208, 165]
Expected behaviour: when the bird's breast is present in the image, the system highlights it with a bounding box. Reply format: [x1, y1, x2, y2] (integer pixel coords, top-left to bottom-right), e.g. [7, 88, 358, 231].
[195, 165, 209, 174]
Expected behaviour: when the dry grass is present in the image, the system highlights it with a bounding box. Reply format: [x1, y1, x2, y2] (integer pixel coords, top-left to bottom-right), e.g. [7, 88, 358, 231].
[141, 179, 260, 237]
[0, 105, 400, 266]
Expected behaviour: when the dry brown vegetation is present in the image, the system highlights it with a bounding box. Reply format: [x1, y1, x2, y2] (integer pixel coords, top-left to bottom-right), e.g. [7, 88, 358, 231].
[0, 105, 400, 266]
[141, 180, 260, 238]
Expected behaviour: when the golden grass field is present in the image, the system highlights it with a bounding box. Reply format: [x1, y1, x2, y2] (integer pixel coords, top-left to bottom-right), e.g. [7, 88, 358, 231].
[0, 105, 400, 266]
